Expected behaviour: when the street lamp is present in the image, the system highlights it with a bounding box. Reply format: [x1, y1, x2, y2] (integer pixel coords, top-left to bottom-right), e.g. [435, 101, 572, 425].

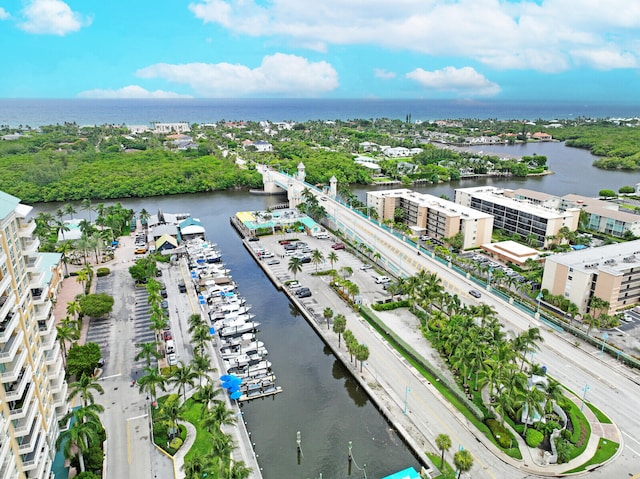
[403, 386, 411, 415]
[487, 266, 493, 291]
[536, 292, 543, 315]
[600, 332, 609, 356]
[580, 384, 590, 411]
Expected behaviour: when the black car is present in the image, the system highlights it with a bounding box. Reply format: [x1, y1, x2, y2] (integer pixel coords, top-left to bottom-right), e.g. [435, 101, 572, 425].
[160, 288, 168, 298]
[178, 281, 187, 293]
[300, 256, 311, 264]
[297, 289, 312, 298]
[248, 236, 260, 242]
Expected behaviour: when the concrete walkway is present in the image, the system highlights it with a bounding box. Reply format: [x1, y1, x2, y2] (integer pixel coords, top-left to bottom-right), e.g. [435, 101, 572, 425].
[174, 420, 197, 476]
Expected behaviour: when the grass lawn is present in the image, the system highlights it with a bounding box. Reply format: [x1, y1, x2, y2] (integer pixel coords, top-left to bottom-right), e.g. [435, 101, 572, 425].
[181, 397, 214, 462]
[586, 403, 612, 423]
[425, 452, 456, 479]
[563, 438, 620, 473]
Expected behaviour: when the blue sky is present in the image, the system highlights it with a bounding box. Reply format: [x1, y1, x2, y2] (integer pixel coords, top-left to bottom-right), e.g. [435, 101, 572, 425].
[1, 0, 640, 101]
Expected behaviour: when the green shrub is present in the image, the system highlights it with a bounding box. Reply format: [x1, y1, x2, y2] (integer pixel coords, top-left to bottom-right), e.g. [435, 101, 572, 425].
[514, 424, 525, 434]
[526, 428, 544, 448]
[555, 437, 574, 464]
[169, 437, 183, 450]
[371, 300, 409, 311]
[486, 419, 512, 448]
[96, 267, 110, 277]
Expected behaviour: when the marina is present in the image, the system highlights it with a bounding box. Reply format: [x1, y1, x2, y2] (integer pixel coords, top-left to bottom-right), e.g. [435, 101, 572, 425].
[182, 237, 283, 405]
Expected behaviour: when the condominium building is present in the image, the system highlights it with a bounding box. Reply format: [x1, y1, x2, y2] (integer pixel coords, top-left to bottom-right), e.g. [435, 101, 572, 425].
[454, 186, 580, 247]
[0, 191, 67, 479]
[366, 189, 493, 249]
[542, 239, 640, 315]
[512, 189, 640, 239]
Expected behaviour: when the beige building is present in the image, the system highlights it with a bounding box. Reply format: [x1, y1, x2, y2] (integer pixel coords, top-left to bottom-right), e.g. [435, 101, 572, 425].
[0, 191, 68, 479]
[366, 189, 493, 249]
[454, 186, 580, 248]
[481, 240, 539, 267]
[542, 240, 640, 315]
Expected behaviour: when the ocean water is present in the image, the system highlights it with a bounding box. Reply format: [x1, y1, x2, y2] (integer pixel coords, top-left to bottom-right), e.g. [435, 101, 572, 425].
[1, 98, 639, 127]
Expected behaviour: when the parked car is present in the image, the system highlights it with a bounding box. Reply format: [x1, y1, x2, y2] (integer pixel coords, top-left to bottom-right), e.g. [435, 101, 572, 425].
[266, 258, 280, 265]
[288, 280, 301, 289]
[163, 331, 172, 341]
[248, 236, 260, 241]
[419, 235, 430, 241]
[360, 264, 373, 271]
[295, 287, 311, 297]
[469, 289, 482, 298]
[161, 300, 169, 310]
[300, 256, 311, 264]
[375, 275, 391, 284]
[331, 243, 345, 250]
[315, 233, 330, 239]
[297, 289, 312, 298]
[167, 353, 178, 366]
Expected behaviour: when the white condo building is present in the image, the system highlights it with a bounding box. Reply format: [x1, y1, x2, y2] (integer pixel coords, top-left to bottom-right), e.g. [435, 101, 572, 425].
[0, 191, 68, 479]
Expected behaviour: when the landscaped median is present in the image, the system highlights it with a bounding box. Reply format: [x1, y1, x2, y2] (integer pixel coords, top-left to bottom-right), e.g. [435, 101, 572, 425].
[359, 303, 621, 472]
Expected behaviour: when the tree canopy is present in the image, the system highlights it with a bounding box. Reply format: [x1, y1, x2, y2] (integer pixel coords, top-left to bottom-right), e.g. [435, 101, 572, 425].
[79, 293, 114, 318]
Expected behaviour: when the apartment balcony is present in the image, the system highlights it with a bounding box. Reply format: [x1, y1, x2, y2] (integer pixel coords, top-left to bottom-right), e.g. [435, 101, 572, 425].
[0, 307, 19, 344]
[45, 341, 61, 366]
[0, 432, 10, 469]
[36, 308, 54, 335]
[0, 275, 11, 299]
[18, 427, 43, 462]
[18, 219, 36, 238]
[29, 280, 50, 305]
[27, 447, 51, 478]
[12, 400, 39, 438]
[53, 381, 68, 411]
[0, 348, 27, 384]
[39, 329, 56, 353]
[47, 349, 64, 381]
[24, 255, 42, 275]
[8, 382, 35, 419]
[0, 329, 24, 364]
[4, 365, 32, 403]
[20, 237, 39, 256]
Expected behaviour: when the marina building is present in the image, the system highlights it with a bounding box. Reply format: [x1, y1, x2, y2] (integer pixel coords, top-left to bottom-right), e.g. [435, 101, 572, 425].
[0, 191, 68, 479]
[366, 189, 493, 249]
[454, 186, 580, 247]
[542, 239, 640, 315]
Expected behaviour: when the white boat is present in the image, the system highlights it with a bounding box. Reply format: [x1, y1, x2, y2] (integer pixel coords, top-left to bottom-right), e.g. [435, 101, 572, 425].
[219, 321, 260, 338]
[227, 360, 272, 377]
[219, 332, 255, 348]
[220, 340, 265, 356]
[213, 313, 255, 331]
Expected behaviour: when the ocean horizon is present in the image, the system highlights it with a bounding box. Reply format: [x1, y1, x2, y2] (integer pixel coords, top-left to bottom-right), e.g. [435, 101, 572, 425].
[1, 98, 639, 127]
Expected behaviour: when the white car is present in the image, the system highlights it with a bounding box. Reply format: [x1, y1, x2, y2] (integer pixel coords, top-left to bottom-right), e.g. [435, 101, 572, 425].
[360, 264, 373, 271]
[288, 280, 301, 289]
[167, 353, 178, 366]
[375, 275, 391, 284]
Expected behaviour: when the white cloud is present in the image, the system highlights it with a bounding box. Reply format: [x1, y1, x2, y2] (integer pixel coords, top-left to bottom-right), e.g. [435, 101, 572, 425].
[374, 68, 396, 79]
[136, 53, 339, 97]
[77, 86, 192, 99]
[19, 0, 91, 35]
[0, 7, 10, 20]
[570, 46, 638, 70]
[406, 66, 500, 96]
[188, 0, 640, 72]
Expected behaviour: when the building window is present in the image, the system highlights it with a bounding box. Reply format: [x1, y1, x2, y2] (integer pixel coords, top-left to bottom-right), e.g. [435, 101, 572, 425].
[568, 275, 572, 280]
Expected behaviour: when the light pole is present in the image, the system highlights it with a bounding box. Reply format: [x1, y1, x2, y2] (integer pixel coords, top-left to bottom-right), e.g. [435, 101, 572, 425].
[487, 266, 493, 291]
[403, 386, 411, 415]
[580, 384, 590, 411]
[600, 332, 609, 356]
[536, 292, 543, 317]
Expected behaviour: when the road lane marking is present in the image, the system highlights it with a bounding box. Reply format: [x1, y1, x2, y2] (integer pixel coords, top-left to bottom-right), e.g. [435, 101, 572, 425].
[100, 373, 122, 380]
[126, 413, 148, 422]
[126, 418, 131, 464]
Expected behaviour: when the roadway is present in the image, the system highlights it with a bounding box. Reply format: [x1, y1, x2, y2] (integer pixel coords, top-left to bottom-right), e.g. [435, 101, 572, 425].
[264, 170, 640, 478]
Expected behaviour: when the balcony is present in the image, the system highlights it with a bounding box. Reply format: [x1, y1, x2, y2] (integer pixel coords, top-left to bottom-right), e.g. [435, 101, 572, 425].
[53, 382, 68, 410]
[36, 309, 54, 335]
[20, 237, 38, 256]
[0, 329, 24, 364]
[0, 308, 19, 344]
[45, 341, 61, 366]
[0, 348, 27, 383]
[8, 381, 34, 419]
[24, 255, 42, 274]
[12, 400, 38, 438]
[0, 275, 10, 299]
[4, 365, 32, 403]
[30, 285, 49, 306]
[39, 329, 56, 352]
[49, 364, 65, 392]
[18, 219, 37, 238]
[18, 424, 42, 457]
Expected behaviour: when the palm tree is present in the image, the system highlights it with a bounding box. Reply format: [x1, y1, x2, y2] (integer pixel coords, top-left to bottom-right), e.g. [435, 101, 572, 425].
[56, 414, 101, 473]
[323, 307, 334, 330]
[81, 198, 94, 223]
[134, 341, 161, 367]
[355, 343, 369, 372]
[56, 240, 75, 276]
[327, 251, 339, 270]
[197, 383, 221, 417]
[288, 256, 303, 280]
[435, 433, 452, 469]
[137, 366, 167, 404]
[169, 361, 198, 402]
[453, 449, 473, 479]
[63, 202, 77, 220]
[191, 353, 215, 387]
[332, 314, 346, 347]
[183, 456, 215, 479]
[311, 248, 324, 272]
[56, 321, 80, 368]
[202, 401, 237, 433]
[187, 313, 205, 333]
[516, 385, 546, 434]
[191, 325, 213, 355]
[68, 373, 105, 407]
[227, 461, 252, 479]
